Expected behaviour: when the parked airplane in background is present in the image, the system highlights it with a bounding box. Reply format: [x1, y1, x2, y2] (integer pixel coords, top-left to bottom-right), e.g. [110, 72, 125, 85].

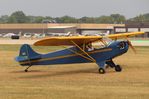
[47, 32, 79, 37]
[15, 32, 144, 74]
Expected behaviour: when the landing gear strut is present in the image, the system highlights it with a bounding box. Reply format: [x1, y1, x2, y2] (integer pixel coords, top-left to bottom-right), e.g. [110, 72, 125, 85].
[106, 60, 122, 72]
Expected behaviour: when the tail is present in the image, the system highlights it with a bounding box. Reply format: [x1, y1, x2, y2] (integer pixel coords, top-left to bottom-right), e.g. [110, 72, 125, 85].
[15, 44, 41, 62]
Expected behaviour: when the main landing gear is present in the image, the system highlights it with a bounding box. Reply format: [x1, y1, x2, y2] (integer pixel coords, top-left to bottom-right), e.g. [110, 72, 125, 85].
[97, 60, 122, 74]
[106, 60, 122, 72]
[98, 65, 122, 74]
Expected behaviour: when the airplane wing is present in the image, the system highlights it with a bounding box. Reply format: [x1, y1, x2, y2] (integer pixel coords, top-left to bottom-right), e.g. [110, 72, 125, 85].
[107, 32, 144, 40]
[34, 32, 144, 46]
[34, 36, 103, 46]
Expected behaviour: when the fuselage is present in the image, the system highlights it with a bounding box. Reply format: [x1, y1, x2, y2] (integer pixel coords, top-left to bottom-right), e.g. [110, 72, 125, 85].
[18, 41, 129, 66]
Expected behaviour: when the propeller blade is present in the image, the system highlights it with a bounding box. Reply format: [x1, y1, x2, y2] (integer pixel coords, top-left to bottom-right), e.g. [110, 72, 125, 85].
[127, 40, 137, 54]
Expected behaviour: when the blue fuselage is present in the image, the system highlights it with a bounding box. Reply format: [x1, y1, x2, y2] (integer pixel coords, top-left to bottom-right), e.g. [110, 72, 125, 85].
[18, 41, 129, 66]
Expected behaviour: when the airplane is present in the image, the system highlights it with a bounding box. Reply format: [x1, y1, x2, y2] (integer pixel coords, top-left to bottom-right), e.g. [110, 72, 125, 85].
[15, 32, 144, 74]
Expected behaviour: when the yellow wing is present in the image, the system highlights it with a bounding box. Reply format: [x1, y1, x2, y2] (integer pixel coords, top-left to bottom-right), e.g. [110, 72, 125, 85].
[107, 32, 144, 39]
[34, 32, 144, 46]
[34, 36, 102, 46]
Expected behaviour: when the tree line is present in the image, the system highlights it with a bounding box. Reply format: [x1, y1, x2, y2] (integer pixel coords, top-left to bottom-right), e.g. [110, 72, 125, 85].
[0, 11, 149, 24]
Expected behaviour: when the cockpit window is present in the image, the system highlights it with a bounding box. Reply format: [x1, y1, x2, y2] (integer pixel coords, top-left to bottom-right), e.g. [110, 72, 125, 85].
[92, 42, 107, 49]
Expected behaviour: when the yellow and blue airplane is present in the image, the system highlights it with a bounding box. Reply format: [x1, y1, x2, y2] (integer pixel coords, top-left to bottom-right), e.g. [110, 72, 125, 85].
[15, 32, 144, 74]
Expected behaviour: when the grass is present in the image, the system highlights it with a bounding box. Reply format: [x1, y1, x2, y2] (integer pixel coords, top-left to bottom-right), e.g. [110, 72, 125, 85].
[0, 45, 149, 99]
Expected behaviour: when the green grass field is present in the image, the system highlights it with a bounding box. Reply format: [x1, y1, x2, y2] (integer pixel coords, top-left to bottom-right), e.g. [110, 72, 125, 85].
[0, 45, 149, 99]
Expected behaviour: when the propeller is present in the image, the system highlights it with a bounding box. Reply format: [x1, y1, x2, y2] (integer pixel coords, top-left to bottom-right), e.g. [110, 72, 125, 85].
[126, 38, 137, 54]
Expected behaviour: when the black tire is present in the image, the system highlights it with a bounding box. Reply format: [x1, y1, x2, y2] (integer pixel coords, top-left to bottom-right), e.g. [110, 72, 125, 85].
[98, 68, 105, 74]
[115, 65, 122, 72]
[25, 70, 28, 72]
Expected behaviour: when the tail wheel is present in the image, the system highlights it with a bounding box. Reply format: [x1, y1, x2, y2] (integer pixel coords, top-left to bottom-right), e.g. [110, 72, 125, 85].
[98, 68, 105, 74]
[25, 70, 28, 72]
[115, 65, 122, 72]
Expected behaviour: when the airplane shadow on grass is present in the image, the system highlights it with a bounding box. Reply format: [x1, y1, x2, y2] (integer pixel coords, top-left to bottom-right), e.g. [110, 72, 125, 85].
[13, 67, 116, 79]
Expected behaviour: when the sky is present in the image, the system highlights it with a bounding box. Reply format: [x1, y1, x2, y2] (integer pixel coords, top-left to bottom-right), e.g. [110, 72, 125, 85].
[0, 0, 148, 18]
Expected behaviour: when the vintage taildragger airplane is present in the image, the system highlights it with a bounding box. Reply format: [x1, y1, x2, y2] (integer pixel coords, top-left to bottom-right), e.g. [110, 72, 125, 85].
[15, 32, 144, 74]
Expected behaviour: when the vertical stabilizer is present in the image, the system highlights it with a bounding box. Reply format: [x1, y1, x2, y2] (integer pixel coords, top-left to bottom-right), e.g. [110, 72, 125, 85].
[15, 44, 41, 62]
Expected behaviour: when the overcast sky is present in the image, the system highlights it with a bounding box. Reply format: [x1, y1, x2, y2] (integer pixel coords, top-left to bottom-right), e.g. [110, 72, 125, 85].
[0, 0, 148, 18]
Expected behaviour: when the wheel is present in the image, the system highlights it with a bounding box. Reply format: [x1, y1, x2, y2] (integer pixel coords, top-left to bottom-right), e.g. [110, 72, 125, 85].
[25, 69, 28, 72]
[115, 65, 122, 72]
[98, 68, 105, 74]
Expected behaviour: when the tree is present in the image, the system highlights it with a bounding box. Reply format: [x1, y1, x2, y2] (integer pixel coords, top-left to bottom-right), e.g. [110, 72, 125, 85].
[1, 10, 149, 24]
[57, 16, 78, 23]
[43, 16, 56, 23]
[143, 13, 149, 21]
[95, 16, 113, 23]
[110, 14, 126, 24]
[0, 15, 9, 23]
[8, 11, 28, 23]
[32, 16, 45, 23]
[135, 14, 145, 22]
[128, 14, 149, 22]
[79, 17, 95, 23]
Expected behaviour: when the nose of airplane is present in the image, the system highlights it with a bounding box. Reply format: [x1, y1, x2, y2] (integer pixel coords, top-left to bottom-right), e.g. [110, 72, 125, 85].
[116, 41, 129, 55]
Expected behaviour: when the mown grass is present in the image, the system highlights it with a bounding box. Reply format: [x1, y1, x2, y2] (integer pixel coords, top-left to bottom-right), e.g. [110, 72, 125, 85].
[0, 45, 149, 99]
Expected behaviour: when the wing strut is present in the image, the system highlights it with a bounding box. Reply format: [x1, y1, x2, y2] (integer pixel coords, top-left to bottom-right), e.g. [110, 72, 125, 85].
[71, 40, 96, 62]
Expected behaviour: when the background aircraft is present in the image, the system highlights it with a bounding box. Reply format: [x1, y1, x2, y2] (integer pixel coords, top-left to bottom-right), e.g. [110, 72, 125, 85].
[15, 32, 144, 74]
